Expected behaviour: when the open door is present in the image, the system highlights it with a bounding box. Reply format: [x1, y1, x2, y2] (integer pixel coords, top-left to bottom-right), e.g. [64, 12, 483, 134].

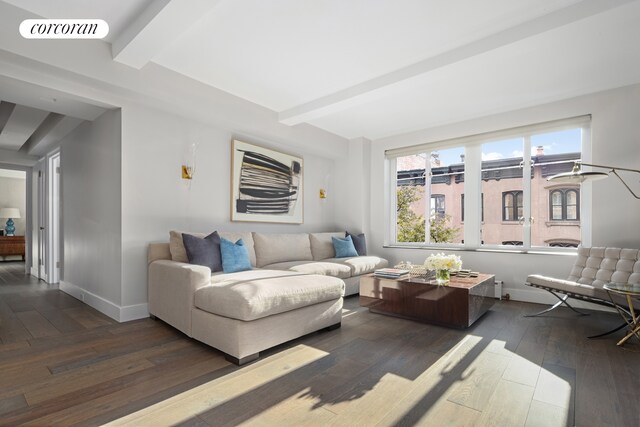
[37, 162, 47, 281]
[47, 152, 61, 284]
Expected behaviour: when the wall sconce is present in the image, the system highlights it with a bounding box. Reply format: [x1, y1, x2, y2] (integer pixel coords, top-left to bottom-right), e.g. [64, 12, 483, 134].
[182, 142, 197, 181]
[182, 165, 193, 180]
[319, 189, 327, 199]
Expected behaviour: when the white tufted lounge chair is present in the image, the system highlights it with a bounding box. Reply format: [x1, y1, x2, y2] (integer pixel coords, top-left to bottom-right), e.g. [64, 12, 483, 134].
[525, 247, 639, 335]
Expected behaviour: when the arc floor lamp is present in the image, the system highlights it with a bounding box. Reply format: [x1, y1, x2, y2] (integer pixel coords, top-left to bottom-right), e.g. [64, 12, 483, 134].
[548, 160, 640, 199]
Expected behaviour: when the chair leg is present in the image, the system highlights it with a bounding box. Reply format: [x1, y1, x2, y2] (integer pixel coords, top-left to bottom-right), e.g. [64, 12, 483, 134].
[524, 290, 590, 317]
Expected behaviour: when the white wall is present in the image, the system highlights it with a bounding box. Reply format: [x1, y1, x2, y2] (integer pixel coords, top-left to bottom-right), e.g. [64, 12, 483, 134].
[0, 173, 26, 235]
[0, 3, 349, 320]
[362, 83, 640, 304]
[120, 103, 343, 308]
[60, 110, 122, 309]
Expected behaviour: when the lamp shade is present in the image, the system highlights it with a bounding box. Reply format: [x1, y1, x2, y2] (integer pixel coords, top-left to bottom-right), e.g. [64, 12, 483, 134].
[0, 208, 21, 219]
[547, 170, 609, 184]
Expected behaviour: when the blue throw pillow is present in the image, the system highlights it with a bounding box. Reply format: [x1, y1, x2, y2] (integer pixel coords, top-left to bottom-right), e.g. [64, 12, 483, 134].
[332, 235, 358, 258]
[346, 231, 367, 256]
[220, 238, 252, 273]
[182, 231, 222, 272]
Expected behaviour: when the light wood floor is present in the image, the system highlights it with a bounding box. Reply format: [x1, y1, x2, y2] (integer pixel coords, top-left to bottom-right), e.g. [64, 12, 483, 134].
[1, 261, 638, 426]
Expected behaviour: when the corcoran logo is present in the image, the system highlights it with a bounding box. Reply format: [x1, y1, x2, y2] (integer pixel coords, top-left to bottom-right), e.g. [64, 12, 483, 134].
[19, 19, 109, 39]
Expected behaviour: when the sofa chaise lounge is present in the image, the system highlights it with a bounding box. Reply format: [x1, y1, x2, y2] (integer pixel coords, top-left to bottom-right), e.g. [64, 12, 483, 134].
[147, 231, 388, 364]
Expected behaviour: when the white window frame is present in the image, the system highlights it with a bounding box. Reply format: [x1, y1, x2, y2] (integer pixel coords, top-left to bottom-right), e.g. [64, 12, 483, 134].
[385, 115, 592, 253]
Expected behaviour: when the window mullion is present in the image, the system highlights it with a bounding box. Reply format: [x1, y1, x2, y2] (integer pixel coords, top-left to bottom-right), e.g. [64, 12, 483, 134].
[463, 144, 481, 247]
[386, 158, 397, 246]
[424, 154, 431, 244]
[523, 136, 532, 249]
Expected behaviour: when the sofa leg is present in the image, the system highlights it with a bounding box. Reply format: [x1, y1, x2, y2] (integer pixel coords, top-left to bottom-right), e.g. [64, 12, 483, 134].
[326, 322, 341, 331]
[225, 352, 259, 366]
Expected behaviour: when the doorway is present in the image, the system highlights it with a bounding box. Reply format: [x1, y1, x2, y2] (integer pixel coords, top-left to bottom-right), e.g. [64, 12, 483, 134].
[0, 168, 28, 269]
[47, 152, 61, 284]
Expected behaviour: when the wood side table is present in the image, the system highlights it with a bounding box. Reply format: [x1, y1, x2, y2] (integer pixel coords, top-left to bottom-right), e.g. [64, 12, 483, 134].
[0, 236, 26, 260]
[359, 273, 496, 328]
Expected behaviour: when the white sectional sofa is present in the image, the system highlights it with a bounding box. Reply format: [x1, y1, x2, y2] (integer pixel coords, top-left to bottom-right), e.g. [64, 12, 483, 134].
[147, 231, 388, 364]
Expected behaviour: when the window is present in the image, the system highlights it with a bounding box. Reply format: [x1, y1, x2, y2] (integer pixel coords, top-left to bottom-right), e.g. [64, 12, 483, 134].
[431, 194, 445, 217]
[386, 115, 590, 251]
[550, 189, 579, 220]
[394, 147, 464, 245]
[502, 191, 523, 221]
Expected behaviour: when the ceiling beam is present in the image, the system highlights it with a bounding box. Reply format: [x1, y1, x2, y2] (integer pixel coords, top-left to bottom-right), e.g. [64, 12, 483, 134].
[21, 114, 83, 157]
[0, 147, 38, 167]
[112, 0, 221, 69]
[279, 0, 636, 126]
[0, 75, 108, 121]
[0, 101, 16, 132]
[0, 105, 49, 151]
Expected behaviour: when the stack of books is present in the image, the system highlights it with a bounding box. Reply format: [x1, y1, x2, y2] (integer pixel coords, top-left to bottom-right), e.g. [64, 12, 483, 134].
[451, 269, 479, 278]
[374, 268, 410, 279]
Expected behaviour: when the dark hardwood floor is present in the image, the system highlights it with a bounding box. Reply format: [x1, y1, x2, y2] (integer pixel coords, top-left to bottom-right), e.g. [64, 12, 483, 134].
[0, 260, 638, 426]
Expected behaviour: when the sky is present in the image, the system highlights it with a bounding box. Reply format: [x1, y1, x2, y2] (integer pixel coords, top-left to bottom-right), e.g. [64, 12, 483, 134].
[433, 128, 582, 166]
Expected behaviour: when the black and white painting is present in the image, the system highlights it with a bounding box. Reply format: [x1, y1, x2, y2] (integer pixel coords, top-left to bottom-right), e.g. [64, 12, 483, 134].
[231, 140, 303, 223]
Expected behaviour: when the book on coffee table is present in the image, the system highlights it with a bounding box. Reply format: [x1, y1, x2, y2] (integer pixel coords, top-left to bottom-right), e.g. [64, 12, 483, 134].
[374, 268, 410, 279]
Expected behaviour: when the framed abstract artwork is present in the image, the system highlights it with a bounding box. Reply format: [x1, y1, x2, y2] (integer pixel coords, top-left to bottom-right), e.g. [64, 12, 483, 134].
[231, 139, 304, 223]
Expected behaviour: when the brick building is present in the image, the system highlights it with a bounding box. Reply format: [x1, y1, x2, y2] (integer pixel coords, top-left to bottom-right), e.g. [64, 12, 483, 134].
[397, 149, 581, 247]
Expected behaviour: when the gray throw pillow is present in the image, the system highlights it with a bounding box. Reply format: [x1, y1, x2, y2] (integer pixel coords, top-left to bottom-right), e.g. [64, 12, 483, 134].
[182, 231, 222, 272]
[346, 231, 367, 256]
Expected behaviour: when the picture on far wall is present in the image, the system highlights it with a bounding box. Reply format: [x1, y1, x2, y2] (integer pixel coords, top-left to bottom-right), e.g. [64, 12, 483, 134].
[231, 139, 303, 224]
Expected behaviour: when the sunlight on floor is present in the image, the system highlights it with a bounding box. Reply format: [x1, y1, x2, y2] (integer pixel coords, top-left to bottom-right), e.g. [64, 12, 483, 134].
[104, 345, 329, 426]
[105, 330, 572, 426]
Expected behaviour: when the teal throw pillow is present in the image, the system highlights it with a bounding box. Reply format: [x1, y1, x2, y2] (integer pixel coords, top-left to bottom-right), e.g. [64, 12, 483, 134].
[220, 238, 252, 273]
[332, 235, 358, 258]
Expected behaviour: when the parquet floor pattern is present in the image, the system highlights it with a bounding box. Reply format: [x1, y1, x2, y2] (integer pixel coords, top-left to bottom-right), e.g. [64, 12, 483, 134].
[0, 261, 638, 426]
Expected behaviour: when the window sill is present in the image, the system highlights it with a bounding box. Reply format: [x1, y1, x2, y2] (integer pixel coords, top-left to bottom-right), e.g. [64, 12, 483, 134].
[383, 244, 578, 256]
[545, 221, 580, 226]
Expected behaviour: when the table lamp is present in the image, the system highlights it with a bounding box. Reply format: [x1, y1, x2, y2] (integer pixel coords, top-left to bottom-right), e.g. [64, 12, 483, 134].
[0, 208, 21, 236]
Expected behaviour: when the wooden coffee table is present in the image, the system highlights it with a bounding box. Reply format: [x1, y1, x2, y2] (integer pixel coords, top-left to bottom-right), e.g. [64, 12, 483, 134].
[359, 273, 496, 328]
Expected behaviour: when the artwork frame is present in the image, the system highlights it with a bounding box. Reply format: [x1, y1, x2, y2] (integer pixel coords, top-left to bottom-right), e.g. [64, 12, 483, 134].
[231, 139, 304, 224]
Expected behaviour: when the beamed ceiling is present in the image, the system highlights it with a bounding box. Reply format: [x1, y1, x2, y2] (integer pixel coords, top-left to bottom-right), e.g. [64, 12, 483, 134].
[1, 0, 639, 145]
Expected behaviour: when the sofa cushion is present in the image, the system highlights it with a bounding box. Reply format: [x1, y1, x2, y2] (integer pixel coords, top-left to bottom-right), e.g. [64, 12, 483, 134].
[253, 232, 313, 268]
[325, 256, 389, 276]
[220, 238, 252, 273]
[194, 270, 345, 321]
[332, 236, 358, 258]
[171, 230, 257, 267]
[346, 231, 367, 256]
[182, 231, 222, 272]
[218, 232, 257, 267]
[170, 230, 204, 263]
[262, 260, 352, 279]
[309, 232, 343, 260]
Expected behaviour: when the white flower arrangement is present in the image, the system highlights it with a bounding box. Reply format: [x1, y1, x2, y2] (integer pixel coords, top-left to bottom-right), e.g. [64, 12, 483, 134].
[424, 253, 462, 271]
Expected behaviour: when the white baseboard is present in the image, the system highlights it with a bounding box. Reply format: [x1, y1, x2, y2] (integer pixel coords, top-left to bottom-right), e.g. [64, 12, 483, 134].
[120, 303, 150, 322]
[59, 281, 149, 322]
[505, 286, 614, 313]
